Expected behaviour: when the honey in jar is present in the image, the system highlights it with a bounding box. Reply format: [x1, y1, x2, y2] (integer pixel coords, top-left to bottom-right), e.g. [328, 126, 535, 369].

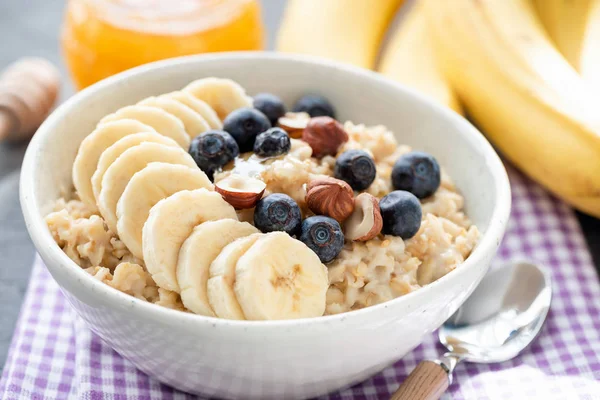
[61, 0, 265, 90]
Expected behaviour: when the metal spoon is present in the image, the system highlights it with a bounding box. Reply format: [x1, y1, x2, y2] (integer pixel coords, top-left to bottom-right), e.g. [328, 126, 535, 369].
[391, 260, 552, 400]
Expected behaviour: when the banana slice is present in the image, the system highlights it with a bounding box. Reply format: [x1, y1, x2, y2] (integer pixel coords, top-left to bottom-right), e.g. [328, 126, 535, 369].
[91, 132, 179, 201]
[177, 220, 259, 316]
[100, 105, 190, 148]
[235, 232, 328, 320]
[117, 163, 213, 260]
[72, 119, 156, 207]
[97, 142, 199, 233]
[207, 233, 263, 320]
[138, 96, 210, 138]
[143, 189, 237, 292]
[161, 91, 222, 130]
[183, 77, 253, 120]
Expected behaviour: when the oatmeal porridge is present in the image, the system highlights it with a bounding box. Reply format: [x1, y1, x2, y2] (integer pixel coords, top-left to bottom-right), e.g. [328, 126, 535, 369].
[46, 77, 479, 320]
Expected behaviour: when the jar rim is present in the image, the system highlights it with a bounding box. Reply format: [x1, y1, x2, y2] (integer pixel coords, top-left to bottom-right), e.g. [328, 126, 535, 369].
[81, 0, 256, 35]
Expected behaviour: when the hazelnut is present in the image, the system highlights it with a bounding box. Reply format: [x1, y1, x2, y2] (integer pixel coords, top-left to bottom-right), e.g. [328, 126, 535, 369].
[215, 175, 266, 209]
[277, 112, 310, 139]
[306, 177, 354, 222]
[344, 193, 383, 241]
[302, 116, 348, 158]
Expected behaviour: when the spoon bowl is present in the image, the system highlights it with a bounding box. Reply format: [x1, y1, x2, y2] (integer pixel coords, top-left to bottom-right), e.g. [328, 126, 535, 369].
[441, 260, 552, 364]
[391, 260, 552, 400]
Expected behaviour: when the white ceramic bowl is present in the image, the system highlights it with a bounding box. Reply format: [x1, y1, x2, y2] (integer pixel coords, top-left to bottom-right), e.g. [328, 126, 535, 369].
[20, 53, 511, 400]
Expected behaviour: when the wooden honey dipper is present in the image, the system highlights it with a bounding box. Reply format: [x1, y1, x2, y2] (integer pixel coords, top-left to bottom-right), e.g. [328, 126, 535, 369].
[0, 57, 60, 142]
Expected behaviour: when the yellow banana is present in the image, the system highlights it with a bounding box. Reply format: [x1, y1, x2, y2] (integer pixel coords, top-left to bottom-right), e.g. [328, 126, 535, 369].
[532, 0, 596, 70]
[580, 1, 600, 89]
[378, 2, 463, 114]
[424, 0, 600, 217]
[276, 0, 405, 69]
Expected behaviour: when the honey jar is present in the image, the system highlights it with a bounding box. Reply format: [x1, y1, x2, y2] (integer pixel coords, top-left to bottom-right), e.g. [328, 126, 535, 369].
[61, 0, 265, 89]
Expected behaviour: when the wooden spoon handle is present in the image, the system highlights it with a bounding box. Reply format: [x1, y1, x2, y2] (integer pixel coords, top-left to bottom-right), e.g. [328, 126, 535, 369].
[390, 361, 449, 400]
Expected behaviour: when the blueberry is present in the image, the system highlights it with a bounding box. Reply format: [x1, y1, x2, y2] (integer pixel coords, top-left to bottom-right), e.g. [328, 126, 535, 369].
[391, 151, 441, 199]
[253, 127, 291, 157]
[223, 107, 271, 152]
[253, 93, 286, 125]
[292, 94, 336, 118]
[334, 150, 377, 191]
[379, 190, 422, 239]
[254, 194, 302, 236]
[300, 216, 344, 263]
[188, 130, 239, 181]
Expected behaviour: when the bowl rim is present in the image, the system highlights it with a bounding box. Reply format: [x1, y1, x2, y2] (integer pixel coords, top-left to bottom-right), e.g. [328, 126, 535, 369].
[20, 51, 511, 329]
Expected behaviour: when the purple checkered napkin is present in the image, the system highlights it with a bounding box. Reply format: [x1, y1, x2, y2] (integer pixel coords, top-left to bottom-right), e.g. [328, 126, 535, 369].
[2, 166, 600, 400]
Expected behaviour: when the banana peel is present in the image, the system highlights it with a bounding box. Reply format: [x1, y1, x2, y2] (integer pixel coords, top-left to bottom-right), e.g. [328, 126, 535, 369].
[581, 1, 600, 89]
[532, 0, 595, 71]
[276, 0, 405, 69]
[378, 2, 463, 114]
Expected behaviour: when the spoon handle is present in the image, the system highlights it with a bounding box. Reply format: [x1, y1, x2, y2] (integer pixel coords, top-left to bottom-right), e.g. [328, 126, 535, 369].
[390, 360, 449, 400]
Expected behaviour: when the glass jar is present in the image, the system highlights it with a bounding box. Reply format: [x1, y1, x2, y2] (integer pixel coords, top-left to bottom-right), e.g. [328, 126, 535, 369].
[61, 0, 265, 90]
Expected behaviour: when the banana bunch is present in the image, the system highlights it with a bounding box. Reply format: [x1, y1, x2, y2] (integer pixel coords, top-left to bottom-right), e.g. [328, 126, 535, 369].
[276, 0, 600, 218]
[424, 0, 600, 217]
[71, 77, 329, 320]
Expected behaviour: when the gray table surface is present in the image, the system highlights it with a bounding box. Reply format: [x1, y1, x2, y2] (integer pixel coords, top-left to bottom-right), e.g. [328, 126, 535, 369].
[1, 0, 599, 373]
